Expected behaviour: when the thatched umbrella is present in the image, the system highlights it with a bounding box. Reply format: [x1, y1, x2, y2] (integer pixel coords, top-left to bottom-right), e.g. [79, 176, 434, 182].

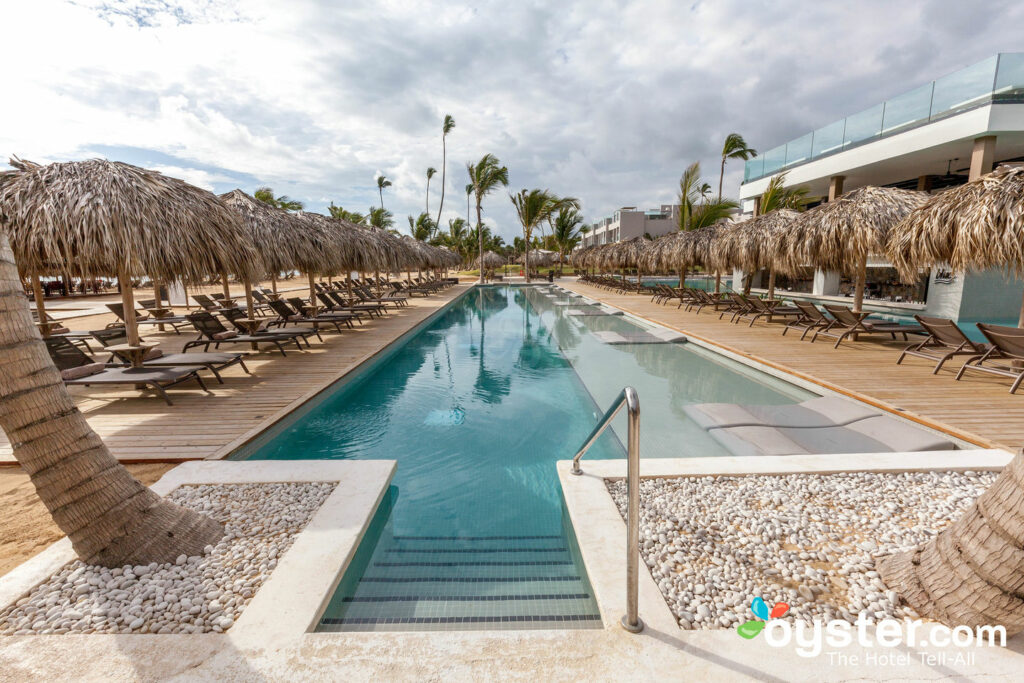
[219, 189, 311, 319]
[889, 165, 1024, 325]
[712, 210, 799, 298]
[780, 186, 928, 311]
[475, 250, 505, 270]
[641, 231, 689, 283]
[518, 249, 555, 268]
[292, 211, 364, 309]
[1, 158, 260, 348]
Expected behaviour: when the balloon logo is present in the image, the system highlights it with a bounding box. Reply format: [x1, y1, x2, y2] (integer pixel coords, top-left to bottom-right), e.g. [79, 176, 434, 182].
[736, 596, 790, 639]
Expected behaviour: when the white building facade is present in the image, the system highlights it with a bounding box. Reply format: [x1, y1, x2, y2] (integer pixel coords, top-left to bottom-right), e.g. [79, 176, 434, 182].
[738, 53, 1024, 321]
[581, 205, 680, 248]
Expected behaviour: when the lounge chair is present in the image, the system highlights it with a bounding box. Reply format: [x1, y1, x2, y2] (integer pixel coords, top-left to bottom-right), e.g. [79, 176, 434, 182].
[721, 292, 754, 322]
[733, 295, 801, 327]
[219, 306, 321, 345]
[811, 304, 925, 348]
[32, 311, 95, 352]
[183, 311, 302, 356]
[90, 328, 249, 384]
[355, 285, 407, 308]
[46, 336, 209, 406]
[783, 301, 832, 339]
[315, 292, 384, 319]
[897, 315, 990, 373]
[106, 302, 192, 335]
[955, 323, 1024, 393]
[267, 299, 357, 333]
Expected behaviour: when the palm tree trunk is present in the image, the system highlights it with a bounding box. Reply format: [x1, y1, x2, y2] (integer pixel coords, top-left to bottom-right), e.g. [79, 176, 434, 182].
[718, 156, 726, 201]
[525, 230, 531, 284]
[878, 449, 1024, 633]
[476, 201, 485, 286]
[436, 140, 447, 227]
[0, 234, 222, 566]
[426, 177, 431, 215]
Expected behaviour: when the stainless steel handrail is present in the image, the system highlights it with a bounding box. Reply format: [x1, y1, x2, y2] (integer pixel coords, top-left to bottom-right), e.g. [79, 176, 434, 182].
[571, 386, 643, 634]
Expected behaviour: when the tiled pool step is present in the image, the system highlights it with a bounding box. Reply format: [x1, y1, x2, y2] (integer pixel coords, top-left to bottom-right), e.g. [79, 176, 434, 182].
[319, 534, 602, 631]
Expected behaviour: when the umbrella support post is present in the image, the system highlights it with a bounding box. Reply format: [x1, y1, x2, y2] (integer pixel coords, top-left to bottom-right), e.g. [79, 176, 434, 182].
[853, 253, 868, 313]
[153, 279, 166, 332]
[766, 269, 776, 301]
[119, 268, 142, 351]
[243, 277, 258, 351]
[221, 271, 231, 302]
[715, 272, 721, 293]
[271, 273, 278, 294]
[31, 275, 48, 337]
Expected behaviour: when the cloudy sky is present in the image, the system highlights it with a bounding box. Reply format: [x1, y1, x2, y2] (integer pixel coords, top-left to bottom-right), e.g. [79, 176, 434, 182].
[4, 0, 1022, 241]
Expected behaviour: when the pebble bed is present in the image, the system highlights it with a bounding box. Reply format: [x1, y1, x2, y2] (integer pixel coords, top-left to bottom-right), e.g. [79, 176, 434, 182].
[607, 471, 996, 630]
[0, 481, 334, 635]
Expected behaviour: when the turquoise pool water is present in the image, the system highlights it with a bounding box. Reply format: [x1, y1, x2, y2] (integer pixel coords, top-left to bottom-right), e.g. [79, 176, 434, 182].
[242, 285, 813, 631]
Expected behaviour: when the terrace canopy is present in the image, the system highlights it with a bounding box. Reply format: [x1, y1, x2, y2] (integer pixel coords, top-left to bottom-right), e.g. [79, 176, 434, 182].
[0, 158, 260, 348]
[887, 164, 1024, 326]
[781, 186, 928, 312]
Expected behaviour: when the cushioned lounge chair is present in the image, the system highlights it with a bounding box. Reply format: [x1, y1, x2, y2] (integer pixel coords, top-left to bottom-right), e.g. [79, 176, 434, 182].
[106, 302, 192, 335]
[183, 311, 301, 356]
[955, 323, 1024, 394]
[90, 328, 249, 384]
[46, 336, 209, 405]
[734, 295, 801, 327]
[268, 299, 357, 333]
[355, 286, 407, 308]
[897, 315, 990, 373]
[812, 304, 925, 348]
[219, 306, 320, 345]
[316, 292, 385, 318]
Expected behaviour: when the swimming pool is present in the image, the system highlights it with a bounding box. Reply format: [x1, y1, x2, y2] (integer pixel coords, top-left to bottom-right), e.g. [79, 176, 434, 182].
[241, 285, 814, 631]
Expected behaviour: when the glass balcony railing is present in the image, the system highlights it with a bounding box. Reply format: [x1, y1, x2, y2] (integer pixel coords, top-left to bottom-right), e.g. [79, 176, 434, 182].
[743, 53, 1024, 183]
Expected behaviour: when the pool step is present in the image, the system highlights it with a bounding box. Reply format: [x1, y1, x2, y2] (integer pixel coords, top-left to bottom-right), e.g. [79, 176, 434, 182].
[319, 534, 602, 631]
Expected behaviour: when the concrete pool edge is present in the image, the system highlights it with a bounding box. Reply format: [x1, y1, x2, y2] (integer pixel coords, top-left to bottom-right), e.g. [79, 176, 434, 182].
[555, 282, 1004, 452]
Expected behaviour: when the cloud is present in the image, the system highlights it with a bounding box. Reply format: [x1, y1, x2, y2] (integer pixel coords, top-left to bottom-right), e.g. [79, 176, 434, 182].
[4, 0, 1022, 240]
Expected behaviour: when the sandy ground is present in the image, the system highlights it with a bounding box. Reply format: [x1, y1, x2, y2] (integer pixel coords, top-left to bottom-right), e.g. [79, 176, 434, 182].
[0, 464, 177, 578]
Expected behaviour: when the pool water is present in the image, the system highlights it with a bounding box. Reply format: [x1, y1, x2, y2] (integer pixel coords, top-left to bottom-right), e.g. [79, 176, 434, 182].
[243, 285, 813, 631]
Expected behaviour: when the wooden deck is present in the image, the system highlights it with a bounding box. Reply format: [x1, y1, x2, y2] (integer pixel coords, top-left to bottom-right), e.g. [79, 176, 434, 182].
[563, 280, 1024, 452]
[0, 285, 469, 464]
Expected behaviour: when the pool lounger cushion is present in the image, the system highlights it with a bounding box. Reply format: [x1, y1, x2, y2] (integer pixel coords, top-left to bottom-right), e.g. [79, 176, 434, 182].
[591, 330, 687, 345]
[685, 396, 955, 456]
[683, 396, 879, 430]
[566, 308, 624, 316]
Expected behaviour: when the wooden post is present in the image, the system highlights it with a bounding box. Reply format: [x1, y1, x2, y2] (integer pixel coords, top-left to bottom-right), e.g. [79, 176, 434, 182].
[271, 273, 278, 294]
[243, 277, 255, 320]
[767, 269, 777, 300]
[220, 271, 231, 301]
[153, 279, 162, 307]
[31, 275, 48, 337]
[828, 176, 845, 202]
[307, 272, 317, 314]
[119, 268, 141, 347]
[969, 136, 996, 181]
[853, 252, 868, 313]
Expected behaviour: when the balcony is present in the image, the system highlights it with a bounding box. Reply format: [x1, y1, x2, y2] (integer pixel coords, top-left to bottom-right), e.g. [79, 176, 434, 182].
[743, 53, 1024, 184]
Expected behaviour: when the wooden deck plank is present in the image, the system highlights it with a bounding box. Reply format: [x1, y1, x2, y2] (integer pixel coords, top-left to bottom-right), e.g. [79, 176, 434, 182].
[0, 285, 468, 464]
[563, 281, 1024, 452]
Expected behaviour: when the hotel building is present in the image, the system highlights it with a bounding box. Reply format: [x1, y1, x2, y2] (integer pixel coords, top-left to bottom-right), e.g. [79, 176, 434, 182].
[738, 52, 1024, 322]
[581, 205, 680, 248]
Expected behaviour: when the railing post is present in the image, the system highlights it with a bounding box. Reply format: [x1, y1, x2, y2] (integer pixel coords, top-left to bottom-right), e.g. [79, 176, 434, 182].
[621, 387, 643, 633]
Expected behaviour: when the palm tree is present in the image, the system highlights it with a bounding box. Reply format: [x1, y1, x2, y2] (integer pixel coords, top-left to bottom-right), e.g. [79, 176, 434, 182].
[327, 203, 367, 224]
[678, 161, 740, 290]
[552, 207, 584, 274]
[446, 217, 468, 265]
[718, 133, 758, 200]
[741, 171, 811, 295]
[376, 174, 392, 211]
[435, 115, 455, 227]
[466, 154, 509, 284]
[254, 186, 304, 211]
[425, 167, 436, 215]
[368, 206, 394, 230]
[510, 190, 579, 283]
[407, 212, 436, 241]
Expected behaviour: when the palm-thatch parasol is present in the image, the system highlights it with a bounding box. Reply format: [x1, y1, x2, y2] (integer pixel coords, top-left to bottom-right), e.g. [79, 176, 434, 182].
[517, 249, 555, 268]
[219, 189, 311, 319]
[570, 244, 597, 271]
[712, 210, 799, 298]
[0, 158, 260, 350]
[291, 211, 365, 309]
[887, 165, 1024, 325]
[780, 186, 929, 311]
[475, 250, 505, 270]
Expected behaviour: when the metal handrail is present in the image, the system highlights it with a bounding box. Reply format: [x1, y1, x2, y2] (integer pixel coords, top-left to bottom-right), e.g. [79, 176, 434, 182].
[571, 386, 643, 634]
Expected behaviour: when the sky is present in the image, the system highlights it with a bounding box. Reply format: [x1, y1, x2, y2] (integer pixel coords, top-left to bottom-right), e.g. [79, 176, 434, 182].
[3, 0, 1023, 241]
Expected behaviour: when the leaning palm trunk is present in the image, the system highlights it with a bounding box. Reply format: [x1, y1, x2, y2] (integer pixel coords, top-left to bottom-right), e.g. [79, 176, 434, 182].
[879, 449, 1024, 633]
[0, 233, 223, 566]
